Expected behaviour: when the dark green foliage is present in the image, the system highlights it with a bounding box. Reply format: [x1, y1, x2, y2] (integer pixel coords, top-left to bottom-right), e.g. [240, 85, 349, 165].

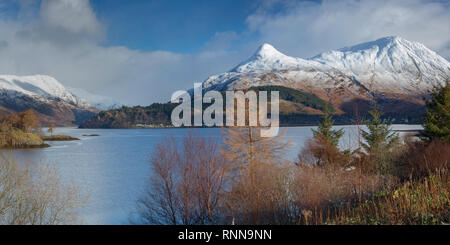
[80, 103, 177, 128]
[249, 86, 333, 112]
[311, 103, 343, 147]
[421, 79, 450, 141]
[361, 103, 399, 174]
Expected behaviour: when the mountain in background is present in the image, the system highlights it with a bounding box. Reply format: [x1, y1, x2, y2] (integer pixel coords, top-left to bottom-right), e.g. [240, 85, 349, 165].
[0, 75, 119, 126]
[202, 36, 449, 118]
[6, 36, 448, 128]
[81, 36, 450, 128]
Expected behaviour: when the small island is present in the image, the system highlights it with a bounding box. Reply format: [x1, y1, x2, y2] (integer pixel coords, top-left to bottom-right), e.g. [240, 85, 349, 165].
[82, 134, 100, 137]
[41, 135, 80, 141]
[0, 110, 79, 149]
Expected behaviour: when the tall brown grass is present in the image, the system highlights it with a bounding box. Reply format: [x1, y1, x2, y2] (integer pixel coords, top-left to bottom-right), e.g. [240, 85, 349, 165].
[396, 138, 450, 180]
[314, 169, 449, 225]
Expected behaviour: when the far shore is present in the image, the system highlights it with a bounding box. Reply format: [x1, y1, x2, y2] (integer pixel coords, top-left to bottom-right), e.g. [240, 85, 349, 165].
[70, 123, 424, 130]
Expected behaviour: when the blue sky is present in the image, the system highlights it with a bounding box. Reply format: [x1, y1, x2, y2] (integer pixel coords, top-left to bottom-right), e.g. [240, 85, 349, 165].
[90, 0, 264, 53]
[0, 0, 448, 105]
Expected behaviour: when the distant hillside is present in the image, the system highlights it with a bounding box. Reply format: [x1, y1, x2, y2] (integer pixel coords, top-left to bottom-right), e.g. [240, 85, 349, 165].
[78, 84, 424, 128]
[79, 103, 176, 128]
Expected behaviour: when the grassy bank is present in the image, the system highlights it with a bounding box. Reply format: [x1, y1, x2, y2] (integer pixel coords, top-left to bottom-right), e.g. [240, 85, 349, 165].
[1, 128, 49, 149]
[302, 170, 449, 225]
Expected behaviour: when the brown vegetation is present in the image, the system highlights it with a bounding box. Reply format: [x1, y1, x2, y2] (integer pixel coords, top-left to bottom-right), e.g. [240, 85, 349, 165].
[396, 138, 450, 180]
[0, 110, 49, 148]
[0, 155, 86, 224]
[137, 127, 448, 225]
[137, 133, 230, 225]
[138, 88, 449, 225]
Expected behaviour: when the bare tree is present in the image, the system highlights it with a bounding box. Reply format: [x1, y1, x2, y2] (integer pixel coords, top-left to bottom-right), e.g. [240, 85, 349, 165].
[48, 123, 55, 136]
[221, 127, 292, 224]
[137, 132, 230, 225]
[0, 155, 86, 225]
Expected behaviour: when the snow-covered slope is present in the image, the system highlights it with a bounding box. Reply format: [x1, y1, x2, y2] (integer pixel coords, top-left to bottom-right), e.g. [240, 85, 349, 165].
[202, 36, 450, 95]
[231, 43, 321, 72]
[0, 74, 118, 110]
[0, 74, 119, 125]
[67, 87, 120, 110]
[0, 74, 80, 105]
[310, 36, 450, 92]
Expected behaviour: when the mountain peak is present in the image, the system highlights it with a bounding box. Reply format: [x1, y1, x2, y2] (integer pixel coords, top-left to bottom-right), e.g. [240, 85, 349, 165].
[230, 43, 306, 72]
[205, 36, 449, 95]
[254, 43, 283, 58]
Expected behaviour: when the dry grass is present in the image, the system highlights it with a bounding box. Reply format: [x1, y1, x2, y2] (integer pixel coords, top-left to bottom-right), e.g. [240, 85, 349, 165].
[316, 169, 449, 225]
[292, 165, 397, 211]
[396, 138, 450, 180]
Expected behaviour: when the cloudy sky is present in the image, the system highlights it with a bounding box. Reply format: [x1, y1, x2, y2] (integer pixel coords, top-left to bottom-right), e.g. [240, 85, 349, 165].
[0, 0, 449, 105]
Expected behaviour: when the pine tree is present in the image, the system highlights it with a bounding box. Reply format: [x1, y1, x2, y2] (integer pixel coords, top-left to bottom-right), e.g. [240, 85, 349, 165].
[421, 79, 450, 141]
[311, 103, 343, 147]
[361, 103, 399, 173]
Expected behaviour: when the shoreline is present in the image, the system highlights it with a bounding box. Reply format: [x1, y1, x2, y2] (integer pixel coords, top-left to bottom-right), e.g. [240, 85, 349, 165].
[75, 123, 424, 130]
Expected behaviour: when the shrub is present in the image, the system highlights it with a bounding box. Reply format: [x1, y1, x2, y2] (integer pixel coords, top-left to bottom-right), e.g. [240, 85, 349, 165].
[299, 137, 350, 169]
[396, 138, 450, 180]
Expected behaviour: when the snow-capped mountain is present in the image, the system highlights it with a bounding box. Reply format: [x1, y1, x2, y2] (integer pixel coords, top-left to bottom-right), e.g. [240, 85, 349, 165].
[0, 75, 81, 105]
[203, 36, 450, 97]
[0, 74, 117, 125]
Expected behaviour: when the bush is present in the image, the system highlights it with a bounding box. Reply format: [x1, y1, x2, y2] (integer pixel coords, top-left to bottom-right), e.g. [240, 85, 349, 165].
[395, 138, 450, 180]
[299, 137, 350, 169]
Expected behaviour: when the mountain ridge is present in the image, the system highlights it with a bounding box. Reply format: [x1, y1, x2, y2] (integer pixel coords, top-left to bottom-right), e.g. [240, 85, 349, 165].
[204, 36, 449, 95]
[0, 74, 118, 125]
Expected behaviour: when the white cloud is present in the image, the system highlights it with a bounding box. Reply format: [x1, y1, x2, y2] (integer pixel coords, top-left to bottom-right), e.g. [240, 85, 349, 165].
[40, 0, 103, 38]
[246, 0, 450, 59]
[0, 0, 245, 105]
[0, 0, 448, 105]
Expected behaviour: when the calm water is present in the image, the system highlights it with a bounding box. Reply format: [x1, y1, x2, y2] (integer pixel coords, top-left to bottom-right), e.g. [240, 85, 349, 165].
[2, 125, 422, 224]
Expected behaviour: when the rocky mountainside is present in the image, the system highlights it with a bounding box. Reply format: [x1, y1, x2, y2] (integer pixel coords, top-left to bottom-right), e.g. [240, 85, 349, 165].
[202, 36, 450, 119]
[0, 75, 117, 126]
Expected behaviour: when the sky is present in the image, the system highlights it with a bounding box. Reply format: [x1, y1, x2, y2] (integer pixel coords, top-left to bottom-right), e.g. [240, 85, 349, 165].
[0, 0, 449, 105]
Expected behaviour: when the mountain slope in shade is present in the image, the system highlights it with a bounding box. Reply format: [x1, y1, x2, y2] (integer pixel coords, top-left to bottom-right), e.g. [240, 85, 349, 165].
[202, 36, 449, 117]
